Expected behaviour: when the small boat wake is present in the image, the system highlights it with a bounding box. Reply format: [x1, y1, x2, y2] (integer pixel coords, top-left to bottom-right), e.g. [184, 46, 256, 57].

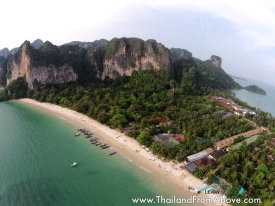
[71, 162, 77, 167]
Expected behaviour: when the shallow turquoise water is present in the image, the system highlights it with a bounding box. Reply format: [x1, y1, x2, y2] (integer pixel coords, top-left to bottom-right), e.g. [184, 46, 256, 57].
[0, 101, 188, 206]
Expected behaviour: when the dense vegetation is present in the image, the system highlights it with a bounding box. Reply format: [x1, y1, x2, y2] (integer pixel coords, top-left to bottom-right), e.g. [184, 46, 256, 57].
[0, 76, 28, 100]
[102, 37, 168, 60]
[196, 59, 242, 90]
[192, 133, 275, 205]
[12, 69, 256, 162]
[216, 133, 275, 205]
[173, 57, 241, 91]
[243, 85, 266, 95]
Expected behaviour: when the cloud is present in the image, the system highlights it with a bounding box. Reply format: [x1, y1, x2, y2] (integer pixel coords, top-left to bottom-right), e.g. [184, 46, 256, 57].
[1, 0, 275, 84]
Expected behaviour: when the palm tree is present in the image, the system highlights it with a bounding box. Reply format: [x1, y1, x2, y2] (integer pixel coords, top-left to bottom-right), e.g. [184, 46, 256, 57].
[231, 171, 238, 181]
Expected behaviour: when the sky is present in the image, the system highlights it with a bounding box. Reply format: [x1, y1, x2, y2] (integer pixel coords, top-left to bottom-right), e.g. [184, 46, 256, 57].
[1, 0, 275, 85]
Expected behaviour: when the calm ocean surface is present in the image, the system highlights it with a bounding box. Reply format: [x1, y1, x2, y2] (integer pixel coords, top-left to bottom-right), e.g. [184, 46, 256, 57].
[0, 101, 187, 206]
[232, 78, 275, 117]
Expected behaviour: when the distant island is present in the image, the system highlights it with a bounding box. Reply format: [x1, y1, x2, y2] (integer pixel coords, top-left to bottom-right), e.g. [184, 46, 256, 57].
[243, 85, 266, 95]
[231, 75, 247, 81]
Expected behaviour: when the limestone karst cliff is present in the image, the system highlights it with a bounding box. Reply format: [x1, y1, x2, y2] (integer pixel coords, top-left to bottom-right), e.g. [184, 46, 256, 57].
[87, 38, 172, 79]
[5, 38, 171, 88]
[2, 37, 240, 92]
[6, 41, 77, 90]
[210, 55, 222, 67]
[0, 56, 6, 86]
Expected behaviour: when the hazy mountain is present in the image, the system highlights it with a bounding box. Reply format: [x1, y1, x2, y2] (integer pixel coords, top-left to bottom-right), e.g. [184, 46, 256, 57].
[0, 48, 10, 58]
[170, 48, 192, 62]
[10, 47, 19, 55]
[31, 39, 44, 49]
[63, 39, 108, 48]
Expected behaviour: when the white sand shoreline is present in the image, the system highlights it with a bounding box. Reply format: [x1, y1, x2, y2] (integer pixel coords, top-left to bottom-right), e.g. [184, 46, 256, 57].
[18, 98, 228, 206]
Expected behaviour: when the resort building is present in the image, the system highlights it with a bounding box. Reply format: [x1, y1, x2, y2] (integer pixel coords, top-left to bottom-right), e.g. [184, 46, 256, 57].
[208, 150, 226, 160]
[186, 151, 208, 162]
[194, 157, 217, 168]
[234, 110, 243, 116]
[184, 162, 198, 174]
[211, 96, 257, 117]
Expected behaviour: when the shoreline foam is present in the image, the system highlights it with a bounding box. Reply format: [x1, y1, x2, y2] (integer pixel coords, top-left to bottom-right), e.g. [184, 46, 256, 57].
[18, 98, 227, 206]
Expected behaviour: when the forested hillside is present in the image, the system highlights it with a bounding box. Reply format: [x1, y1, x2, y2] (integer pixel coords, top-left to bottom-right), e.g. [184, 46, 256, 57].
[243, 85, 266, 95]
[172, 57, 241, 91]
[19, 69, 261, 161]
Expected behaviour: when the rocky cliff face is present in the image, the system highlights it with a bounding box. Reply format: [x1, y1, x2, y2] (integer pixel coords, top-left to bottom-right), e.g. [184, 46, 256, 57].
[3, 38, 172, 88]
[210, 55, 222, 67]
[4, 37, 235, 91]
[88, 38, 172, 79]
[6, 41, 77, 90]
[0, 57, 5, 86]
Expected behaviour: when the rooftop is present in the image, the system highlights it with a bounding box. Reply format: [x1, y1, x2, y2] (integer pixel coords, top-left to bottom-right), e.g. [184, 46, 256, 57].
[184, 162, 198, 173]
[214, 128, 262, 149]
[187, 151, 207, 162]
[209, 150, 226, 159]
[194, 157, 217, 167]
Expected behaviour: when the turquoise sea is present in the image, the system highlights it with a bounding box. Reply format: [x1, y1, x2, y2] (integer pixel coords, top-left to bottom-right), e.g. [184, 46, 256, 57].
[232, 78, 275, 117]
[0, 101, 189, 206]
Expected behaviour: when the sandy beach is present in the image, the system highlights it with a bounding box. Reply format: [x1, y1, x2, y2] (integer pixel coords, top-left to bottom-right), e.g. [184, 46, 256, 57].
[18, 98, 228, 206]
